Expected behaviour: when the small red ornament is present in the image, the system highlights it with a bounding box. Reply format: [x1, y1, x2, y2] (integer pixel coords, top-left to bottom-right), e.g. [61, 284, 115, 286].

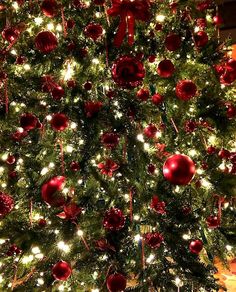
[11, 130, 28, 142]
[157, 59, 175, 78]
[152, 93, 164, 105]
[20, 113, 39, 131]
[195, 31, 208, 47]
[196, 18, 207, 28]
[6, 155, 16, 165]
[106, 273, 127, 292]
[165, 33, 181, 51]
[143, 124, 158, 139]
[112, 55, 145, 88]
[38, 218, 47, 227]
[155, 23, 163, 31]
[35, 31, 58, 54]
[67, 80, 77, 88]
[184, 120, 197, 133]
[213, 15, 223, 26]
[101, 132, 119, 149]
[150, 196, 166, 214]
[103, 208, 126, 231]
[0, 193, 14, 218]
[136, 88, 150, 101]
[220, 71, 236, 85]
[84, 23, 103, 41]
[207, 145, 216, 154]
[16, 55, 27, 65]
[144, 232, 164, 248]
[51, 86, 65, 100]
[83, 81, 93, 91]
[218, 149, 231, 159]
[189, 239, 203, 254]
[66, 19, 75, 29]
[206, 215, 220, 229]
[163, 154, 196, 185]
[1, 27, 19, 43]
[41, 176, 66, 207]
[148, 55, 156, 63]
[6, 244, 22, 256]
[84, 101, 102, 117]
[8, 170, 18, 180]
[70, 161, 80, 172]
[98, 159, 119, 177]
[176, 80, 197, 101]
[147, 163, 156, 174]
[50, 113, 69, 131]
[57, 202, 82, 220]
[41, 0, 59, 18]
[226, 104, 236, 119]
[52, 261, 72, 281]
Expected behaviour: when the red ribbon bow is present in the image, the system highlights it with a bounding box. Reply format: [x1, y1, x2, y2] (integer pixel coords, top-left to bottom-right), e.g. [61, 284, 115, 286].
[107, 0, 151, 47]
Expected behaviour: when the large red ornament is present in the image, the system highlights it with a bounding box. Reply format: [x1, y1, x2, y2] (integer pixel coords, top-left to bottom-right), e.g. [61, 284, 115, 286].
[20, 113, 39, 131]
[106, 273, 127, 292]
[206, 215, 220, 229]
[41, 0, 59, 18]
[175, 80, 197, 101]
[195, 31, 208, 47]
[103, 208, 126, 231]
[152, 93, 164, 105]
[143, 124, 158, 138]
[213, 15, 223, 26]
[107, 0, 151, 47]
[165, 33, 181, 51]
[0, 193, 14, 218]
[1, 27, 19, 43]
[189, 239, 203, 254]
[101, 132, 119, 149]
[41, 176, 66, 207]
[51, 86, 65, 100]
[136, 88, 150, 101]
[50, 113, 69, 131]
[35, 31, 58, 54]
[52, 261, 72, 281]
[144, 232, 164, 248]
[163, 154, 196, 185]
[84, 23, 103, 41]
[112, 55, 145, 88]
[157, 59, 175, 78]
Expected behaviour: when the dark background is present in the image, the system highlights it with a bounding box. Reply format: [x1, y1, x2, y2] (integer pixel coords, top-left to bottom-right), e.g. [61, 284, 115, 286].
[219, 0, 236, 42]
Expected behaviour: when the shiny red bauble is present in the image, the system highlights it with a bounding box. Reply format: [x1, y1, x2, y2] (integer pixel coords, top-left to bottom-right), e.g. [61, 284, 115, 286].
[35, 31, 58, 54]
[70, 161, 80, 171]
[103, 208, 126, 231]
[144, 232, 164, 249]
[106, 273, 127, 292]
[189, 239, 203, 254]
[41, 0, 59, 18]
[175, 80, 197, 101]
[6, 155, 16, 165]
[207, 145, 216, 154]
[136, 88, 150, 101]
[157, 59, 175, 78]
[165, 33, 181, 51]
[20, 113, 39, 131]
[226, 104, 236, 119]
[83, 81, 93, 91]
[51, 86, 65, 100]
[206, 215, 220, 229]
[213, 15, 223, 26]
[195, 31, 208, 47]
[84, 23, 103, 41]
[218, 148, 231, 159]
[152, 93, 164, 105]
[41, 176, 66, 207]
[163, 154, 196, 185]
[52, 261, 72, 281]
[144, 124, 158, 138]
[147, 163, 156, 174]
[50, 113, 69, 131]
[0, 193, 14, 218]
[1, 27, 19, 43]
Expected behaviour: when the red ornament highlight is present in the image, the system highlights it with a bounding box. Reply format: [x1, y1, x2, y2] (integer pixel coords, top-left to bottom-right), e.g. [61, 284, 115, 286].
[41, 176, 66, 207]
[106, 273, 127, 292]
[52, 261, 72, 281]
[157, 59, 175, 78]
[189, 239, 203, 255]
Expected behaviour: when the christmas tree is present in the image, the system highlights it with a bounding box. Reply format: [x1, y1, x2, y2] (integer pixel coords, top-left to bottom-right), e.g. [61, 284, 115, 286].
[0, 0, 236, 291]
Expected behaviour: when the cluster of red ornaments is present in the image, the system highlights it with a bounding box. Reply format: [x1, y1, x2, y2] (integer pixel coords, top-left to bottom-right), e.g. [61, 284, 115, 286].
[215, 58, 236, 85]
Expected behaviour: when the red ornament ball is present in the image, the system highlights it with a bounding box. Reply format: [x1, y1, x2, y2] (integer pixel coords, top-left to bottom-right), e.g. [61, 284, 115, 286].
[101, 132, 119, 149]
[136, 88, 150, 101]
[6, 244, 22, 256]
[189, 239, 203, 254]
[157, 59, 175, 78]
[112, 55, 145, 88]
[51, 85, 65, 100]
[163, 154, 196, 185]
[144, 124, 158, 139]
[20, 113, 39, 131]
[155, 23, 163, 31]
[0, 193, 14, 218]
[207, 145, 216, 154]
[52, 261, 72, 281]
[41, 0, 58, 18]
[165, 33, 181, 51]
[35, 31, 58, 54]
[84, 101, 102, 117]
[66, 19, 75, 29]
[70, 161, 80, 172]
[206, 215, 220, 229]
[106, 273, 127, 292]
[41, 176, 66, 207]
[103, 208, 126, 231]
[50, 113, 69, 131]
[218, 148, 231, 159]
[196, 18, 207, 29]
[195, 31, 208, 47]
[176, 80, 197, 101]
[147, 163, 156, 174]
[148, 55, 156, 63]
[226, 104, 236, 119]
[1, 27, 19, 43]
[152, 93, 164, 105]
[84, 23, 103, 41]
[213, 15, 223, 26]
[144, 232, 164, 249]
[38, 218, 47, 227]
[83, 81, 93, 91]
[6, 154, 16, 165]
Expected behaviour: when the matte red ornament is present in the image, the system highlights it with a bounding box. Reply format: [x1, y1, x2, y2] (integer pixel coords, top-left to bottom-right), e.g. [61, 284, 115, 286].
[11, 130, 28, 142]
[84, 101, 102, 117]
[1, 27, 19, 43]
[157, 59, 175, 78]
[144, 232, 164, 248]
[189, 239, 203, 254]
[206, 215, 220, 229]
[184, 120, 197, 133]
[66, 19, 75, 29]
[213, 15, 223, 26]
[176, 80, 197, 101]
[144, 124, 158, 139]
[155, 23, 162, 31]
[41, 0, 59, 18]
[51, 86, 65, 100]
[152, 93, 164, 105]
[101, 132, 119, 149]
[165, 33, 181, 51]
[195, 31, 208, 47]
[163, 154, 196, 185]
[136, 88, 150, 101]
[35, 31, 58, 54]
[8, 170, 18, 180]
[20, 113, 39, 131]
[106, 273, 127, 292]
[84, 23, 103, 41]
[50, 113, 69, 131]
[52, 261, 72, 281]
[6, 155, 16, 165]
[103, 208, 126, 231]
[0, 193, 14, 218]
[111, 55, 145, 88]
[41, 176, 66, 207]
[70, 161, 80, 172]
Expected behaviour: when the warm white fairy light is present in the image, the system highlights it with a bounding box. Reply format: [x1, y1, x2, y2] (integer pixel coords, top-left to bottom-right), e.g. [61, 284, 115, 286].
[46, 115, 52, 121]
[49, 162, 55, 168]
[201, 178, 212, 189]
[0, 275, 3, 283]
[37, 278, 44, 285]
[57, 241, 70, 253]
[146, 254, 155, 263]
[70, 122, 77, 129]
[78, 179, 83, 185]
[62, 188, 69, 194]
[62, 62, 75, 81]
[175, 277, 183, 287]
[92, 271, 98, 279]
[58, 284, 65, 291]
[66, 145, 74, 153]
[0, 239, 6, 245]
[12, 1, 19, 10]
[137, 133, 144, 142]
[22, 255, 34, 264]
[133, 214, 140, 221]
[92, 58, 100, 65]
[188, 149, 198, 157]
[56, 24, 63, 32]
[77, 230, 84, 237]
[23, 64, 31, 71]
[35, 253, 44, 259]
[226, 245, 232, 251]
[144, 143, 150, 151]
[182, 234, 191, 240]
[134, 234, 142, 242]
[91, 289, 99, 292]
[31, 246, 40, 254]
[34, 17, 43, 25]
[208, 135, 217, 144]
[156, 14, 165, 22]
[40, 167, 49, 176]
[196, 168, 204, 175]
[47, 23, 54, 30]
